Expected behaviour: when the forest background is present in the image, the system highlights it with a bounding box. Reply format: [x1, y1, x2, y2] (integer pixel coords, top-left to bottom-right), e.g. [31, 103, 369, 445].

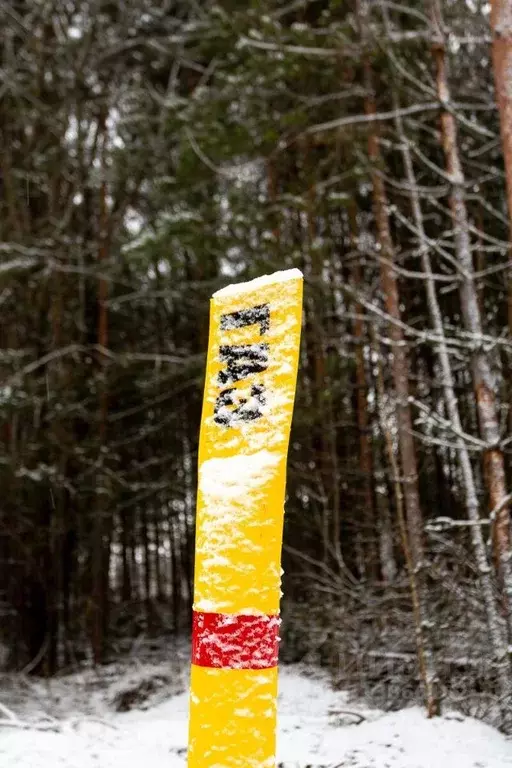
[2, 0, 512, 732]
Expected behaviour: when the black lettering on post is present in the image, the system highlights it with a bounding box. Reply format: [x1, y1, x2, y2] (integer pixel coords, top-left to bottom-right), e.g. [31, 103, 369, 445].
[218, 343, 269, 387]
[214, 304, 272, 428]
[214, 384, 266, 427]
[220, 304, 270, 336]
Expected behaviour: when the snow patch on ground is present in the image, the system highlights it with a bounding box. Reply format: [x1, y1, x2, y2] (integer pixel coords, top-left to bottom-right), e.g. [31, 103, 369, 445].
[0, 663, 511, 767]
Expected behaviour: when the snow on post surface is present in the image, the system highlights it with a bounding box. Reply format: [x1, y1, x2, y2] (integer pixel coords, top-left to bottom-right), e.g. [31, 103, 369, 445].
[188, 269, 303, 768]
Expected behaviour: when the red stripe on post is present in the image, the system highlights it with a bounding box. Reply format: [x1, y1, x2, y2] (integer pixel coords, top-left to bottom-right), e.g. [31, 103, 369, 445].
[192, 611, 280, 669]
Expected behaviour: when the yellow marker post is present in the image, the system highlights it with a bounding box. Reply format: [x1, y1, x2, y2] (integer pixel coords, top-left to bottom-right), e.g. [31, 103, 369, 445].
[188, 269, 303, 768]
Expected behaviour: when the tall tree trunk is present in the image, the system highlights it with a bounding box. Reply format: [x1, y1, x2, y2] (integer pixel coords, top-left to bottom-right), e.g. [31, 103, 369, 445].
[430, 0, 512, 644]
[302, 140, 336, 564]
[489, 0, 512, 512]
[357, 0, 440, 714]
[267, 157, 281, 247]
[141, 504, 154, 631]
[349, 209, 379, 580]
[374, 439, 397, 584]
[120, 509, 132, 602]
[154, 513, 164, 602]
[92, 116, 110, 664]
[170, 512, 182, 633]
[372, 325, 435, 706]
[142, 506, 152, 606]
[490, 1, 512, 248]
[182, 431, 195, 623]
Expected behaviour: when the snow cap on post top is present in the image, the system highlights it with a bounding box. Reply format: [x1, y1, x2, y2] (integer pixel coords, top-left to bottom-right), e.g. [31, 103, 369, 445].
[212, 267, 304, 298]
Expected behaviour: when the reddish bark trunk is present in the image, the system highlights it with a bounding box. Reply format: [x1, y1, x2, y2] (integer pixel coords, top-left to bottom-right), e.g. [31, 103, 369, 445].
[489, 0, 512, 518]
[364, 75, 425, 570]
[490, 1, 512, 243]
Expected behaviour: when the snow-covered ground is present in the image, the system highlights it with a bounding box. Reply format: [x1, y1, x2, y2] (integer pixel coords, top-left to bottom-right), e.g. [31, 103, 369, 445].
[1, 660, 511, 767]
